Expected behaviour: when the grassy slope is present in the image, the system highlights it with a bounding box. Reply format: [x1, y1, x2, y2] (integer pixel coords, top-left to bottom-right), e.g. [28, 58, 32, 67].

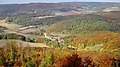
[0, 40, 48, 47]
[0, 20, 20, 31]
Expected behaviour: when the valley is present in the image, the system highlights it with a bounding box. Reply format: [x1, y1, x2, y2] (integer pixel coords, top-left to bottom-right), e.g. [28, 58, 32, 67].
[0, 2, 120, 67]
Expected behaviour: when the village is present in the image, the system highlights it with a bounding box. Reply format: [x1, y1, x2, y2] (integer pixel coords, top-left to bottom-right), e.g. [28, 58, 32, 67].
[44, 32, 64, 44]
[18, 25, 65, 44]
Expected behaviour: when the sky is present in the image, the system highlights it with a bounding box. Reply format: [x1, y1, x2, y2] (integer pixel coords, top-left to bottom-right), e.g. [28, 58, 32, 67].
[0, 0, 120, 4]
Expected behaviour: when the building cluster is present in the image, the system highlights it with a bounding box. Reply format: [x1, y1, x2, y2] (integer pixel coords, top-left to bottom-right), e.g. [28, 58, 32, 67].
[44, 32, 64, 44]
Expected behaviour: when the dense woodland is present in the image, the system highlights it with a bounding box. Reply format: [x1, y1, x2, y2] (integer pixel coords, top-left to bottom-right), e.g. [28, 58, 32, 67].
[47, 12, 120, 33]
[0, 31, 120, 67]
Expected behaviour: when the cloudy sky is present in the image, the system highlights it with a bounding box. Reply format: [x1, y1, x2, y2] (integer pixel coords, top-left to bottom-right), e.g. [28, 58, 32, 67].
[0, 0, 120, 4]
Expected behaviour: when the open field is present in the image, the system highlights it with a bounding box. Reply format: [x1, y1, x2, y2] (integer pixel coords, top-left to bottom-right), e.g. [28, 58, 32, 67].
[0, 40, 48, 48]
[20, 28, 39, 34]
[0, 20, 41, 34]
[0, 20, 21, 31]
[55, 10, 81, 16]
[35, 16, 55, 19]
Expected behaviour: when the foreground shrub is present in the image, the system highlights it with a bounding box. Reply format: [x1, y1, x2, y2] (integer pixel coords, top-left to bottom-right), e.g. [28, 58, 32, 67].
[61, 52, 83, 67]
[56, 52, 95, 67]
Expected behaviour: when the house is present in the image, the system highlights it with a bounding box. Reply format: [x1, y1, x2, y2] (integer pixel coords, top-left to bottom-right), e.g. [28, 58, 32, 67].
[44, 32, 50, 39]
[58, 37, 64, 44]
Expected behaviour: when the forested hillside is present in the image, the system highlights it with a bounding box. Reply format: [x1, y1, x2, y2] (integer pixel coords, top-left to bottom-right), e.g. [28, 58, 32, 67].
[47, 12, 120, 33]
[4, 11, 120, 33]
[11, 15, 77, 26]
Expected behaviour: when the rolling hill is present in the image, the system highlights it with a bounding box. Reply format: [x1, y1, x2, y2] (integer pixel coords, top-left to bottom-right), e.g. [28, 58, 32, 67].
[47, 12, 120, 33]
[0, 2, 120, 17]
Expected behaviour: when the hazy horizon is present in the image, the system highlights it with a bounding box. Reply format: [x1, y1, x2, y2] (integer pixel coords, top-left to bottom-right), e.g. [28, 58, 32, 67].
[0, 0, 120, 4]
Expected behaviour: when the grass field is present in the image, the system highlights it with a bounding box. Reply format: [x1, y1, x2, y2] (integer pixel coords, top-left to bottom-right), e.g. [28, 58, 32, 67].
[0, 20, 21, 31]
[0, 40, 48, 48]
[20, 28, 39, 34]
